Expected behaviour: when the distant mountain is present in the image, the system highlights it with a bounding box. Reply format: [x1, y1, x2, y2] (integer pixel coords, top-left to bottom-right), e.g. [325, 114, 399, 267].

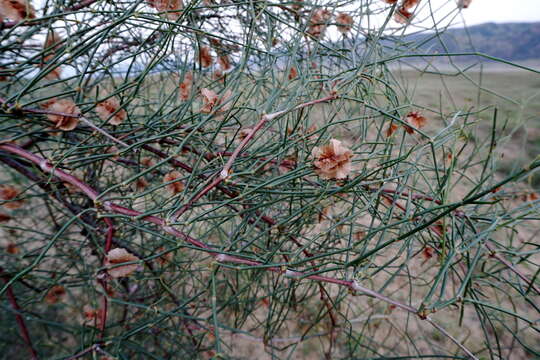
[404, 22, 540, 61]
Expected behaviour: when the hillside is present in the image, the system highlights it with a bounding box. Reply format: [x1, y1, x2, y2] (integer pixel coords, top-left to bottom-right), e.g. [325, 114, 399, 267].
[404, 22, 540, 61]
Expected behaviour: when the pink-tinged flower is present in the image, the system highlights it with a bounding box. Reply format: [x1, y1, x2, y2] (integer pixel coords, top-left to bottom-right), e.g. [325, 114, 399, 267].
[42, 98, 81, 131]
[335, 12, 353, 34]
[41, 31, 63, 80]
[147, 0, 183, 20]
[523, 192, 539, 202]
[200, 88, 232, 114]
[457, 0, 472, 8]
[402, 0, 420, 9]
[0, 185, 24, 209]
[404, 111, 427, 134]
[0, 0, 35, 21]
[141, 157, 155, 167]
[104, 248, 140, 278]
[96, 97, 127, 125]
[163, 171, 185, 194]
[134, 177, 149, 192]
[200, 88, 218, 113]
[45, 285, 66, 304]
[179, 72, 193, 101]
[394, 7, 413, 23]
[308, 8, 333, 38]
[5, 242, 18, 254]
[312, 139, 353, 180]
[199, 46, 213, 68]
[82, 305, 104, 328]
[386, 122, 398, 137]
[288, 66, 298, 80]
[212, 69, 224, 83]
[217, 55, 232, 71]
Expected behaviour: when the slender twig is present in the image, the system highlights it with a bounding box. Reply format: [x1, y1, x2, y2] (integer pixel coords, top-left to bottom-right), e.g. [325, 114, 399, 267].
[1, 268, 39, 360]
[79, 117, 131, 149]
[0, 143, 480, 360]
[484, 242, 540, 295]
[425, 317, 478, 360]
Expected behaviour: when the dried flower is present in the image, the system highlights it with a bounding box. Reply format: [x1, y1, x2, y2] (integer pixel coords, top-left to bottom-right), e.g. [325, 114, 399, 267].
[353, 231, 366, 242]
[45, 285, 66, 304]
[422, 246, 434, 260]
[5, 242, 18, 254]
[445, 152, 453, 165]
[134, 177, 149, 191]
[200, 88, 232, 114]
[96, 97, 127, 125]
[432, 221, 446, 237]
[0, 0, 35, 21]
[147, 0, 183, 20]
[155, 247, 173, 265]
[381, 0, 398, 3]
[386, 122, 398, 137]
[404, 111, 427, 134]
[457, 0, 472, 8]
[83, 305, 104, 328]
[41, 31, 63, 80]
[141, 157, 156, 168]
[402, 0, 420, 9]
[288, 66, 298, 80]
[179, 72, 193, 101]
[308, 8, 333, 38]
[212, 69, 224, 83]
[104, 248, 140, 278]
[0, 213, 12, 222]
[312, 139, 353, 180]
[394, 7, 413, 23]
[42, 98, 81, 131]
[335, 12, 353, 33]
[217, 55, 232, 71]
[0, 185, 24, 209]
[523, 192, 539, 202]
[208, 37, 222, 49]
[199, 46, 213, 68]
[163, 171, 185, 194]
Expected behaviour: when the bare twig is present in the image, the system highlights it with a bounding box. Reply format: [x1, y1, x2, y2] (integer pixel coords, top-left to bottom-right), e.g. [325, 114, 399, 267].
[0, 267, 39, 360]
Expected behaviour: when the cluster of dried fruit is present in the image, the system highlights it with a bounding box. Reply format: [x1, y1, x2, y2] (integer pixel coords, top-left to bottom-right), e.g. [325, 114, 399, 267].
[307, 8, 354, 38]
[386, 111, 427, 137]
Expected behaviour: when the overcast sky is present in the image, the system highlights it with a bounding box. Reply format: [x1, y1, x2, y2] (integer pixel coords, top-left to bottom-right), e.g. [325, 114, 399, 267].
[456, 0, 540, 26]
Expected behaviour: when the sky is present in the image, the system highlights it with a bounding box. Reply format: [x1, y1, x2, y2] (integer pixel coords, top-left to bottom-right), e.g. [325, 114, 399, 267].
[457, 0, 540, 26]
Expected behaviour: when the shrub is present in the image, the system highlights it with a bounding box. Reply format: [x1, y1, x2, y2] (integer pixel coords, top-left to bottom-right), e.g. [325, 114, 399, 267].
[0, 0, 539, 359]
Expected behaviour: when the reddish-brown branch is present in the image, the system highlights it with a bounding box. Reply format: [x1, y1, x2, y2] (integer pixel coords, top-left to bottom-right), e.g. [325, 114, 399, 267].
[0, 143, 478, 359]
[1, 268, 39, 360]
[0, 143, 399, 301]
[140, 142, 337, 325]
[97, 217, 115, 338]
